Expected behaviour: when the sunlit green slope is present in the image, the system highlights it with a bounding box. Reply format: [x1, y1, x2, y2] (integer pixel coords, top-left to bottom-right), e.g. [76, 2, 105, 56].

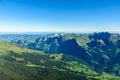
[12, 32, 120, 76]
[0, 40, 120, 80]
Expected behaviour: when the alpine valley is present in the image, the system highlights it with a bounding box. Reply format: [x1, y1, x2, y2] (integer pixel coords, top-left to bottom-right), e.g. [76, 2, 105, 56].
[0, 32, 120, 80]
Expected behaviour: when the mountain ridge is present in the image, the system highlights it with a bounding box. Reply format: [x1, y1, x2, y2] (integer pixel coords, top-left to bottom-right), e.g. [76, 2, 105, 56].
[1, 40, 118, 80]
[12, 32, 120, 76]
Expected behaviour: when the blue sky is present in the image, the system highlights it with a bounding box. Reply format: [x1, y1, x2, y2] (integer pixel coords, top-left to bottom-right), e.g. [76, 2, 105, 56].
[0, 0, 120, 32]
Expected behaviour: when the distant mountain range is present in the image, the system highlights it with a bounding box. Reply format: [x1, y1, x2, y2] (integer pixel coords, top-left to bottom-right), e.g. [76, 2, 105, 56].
[12, 32, 120, 77]
[0, 32, 58, 42]
[0, 32, 120, 80]
[1, 40, 118, 80]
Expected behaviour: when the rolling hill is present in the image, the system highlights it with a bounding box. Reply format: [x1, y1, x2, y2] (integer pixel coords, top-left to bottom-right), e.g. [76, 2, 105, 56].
[1, 40, 119, 80]
[12, 32, 120, 77]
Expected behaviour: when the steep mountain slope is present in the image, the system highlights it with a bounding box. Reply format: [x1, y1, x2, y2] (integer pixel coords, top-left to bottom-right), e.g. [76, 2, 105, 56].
[1, 40, 118, 80]
[12, 32, 120, 76]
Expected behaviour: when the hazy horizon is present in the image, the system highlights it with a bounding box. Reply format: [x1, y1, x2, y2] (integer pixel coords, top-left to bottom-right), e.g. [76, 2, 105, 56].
[0, 31, 120, 35]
